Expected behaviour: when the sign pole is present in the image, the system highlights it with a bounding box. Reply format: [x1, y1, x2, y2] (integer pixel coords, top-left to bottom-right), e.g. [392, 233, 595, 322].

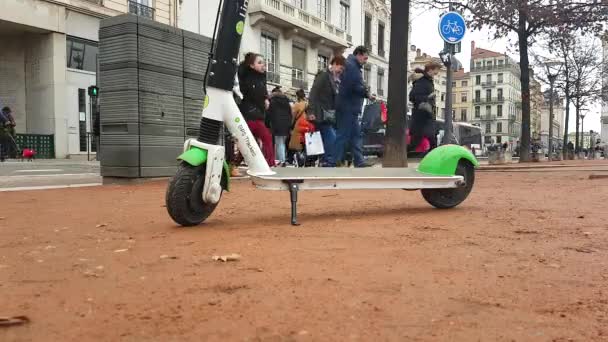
[437, 2, 465, 145]
[443, 43, 454, 145]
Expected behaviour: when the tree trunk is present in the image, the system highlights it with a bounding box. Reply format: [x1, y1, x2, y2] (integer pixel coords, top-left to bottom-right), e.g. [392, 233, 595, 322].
[575, 98, 580, 151]
[382, 0, 410, 167]
[562, 96, 570, 159]
[517, 13, 531, 162]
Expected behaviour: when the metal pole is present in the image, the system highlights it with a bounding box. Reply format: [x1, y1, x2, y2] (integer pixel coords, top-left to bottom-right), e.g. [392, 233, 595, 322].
[548, 76, 555, 161]
[443, 44, 454, 145]
[442, 1, 454, 145]
[382, 0, 410, 167]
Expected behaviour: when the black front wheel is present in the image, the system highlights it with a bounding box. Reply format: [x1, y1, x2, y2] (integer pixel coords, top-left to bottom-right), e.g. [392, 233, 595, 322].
[421, 160, 475, 209]
[165, 162, 221, 226]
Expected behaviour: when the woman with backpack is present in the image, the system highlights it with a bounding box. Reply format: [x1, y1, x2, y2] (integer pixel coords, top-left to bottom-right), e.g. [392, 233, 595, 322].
[307, 56, 346, 167]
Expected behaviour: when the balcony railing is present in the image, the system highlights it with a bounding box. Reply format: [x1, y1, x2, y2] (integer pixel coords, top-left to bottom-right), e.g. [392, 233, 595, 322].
[378, 49, 386, 58]
[83, 0, 103, 4]
[128, 0, 155, 19]
[481, 81, 496, 88]
[473, 97, 506, 104]
[249, 0, 347, 47]
[378, 88, 384, 97]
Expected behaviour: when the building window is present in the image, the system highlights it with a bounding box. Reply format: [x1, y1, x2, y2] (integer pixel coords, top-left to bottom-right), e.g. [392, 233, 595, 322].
[486, 89, 492, 101]
[317, 54, 329, 71]
[290, 0, 305, 8]
[498, 73, 504, 83]
[461, 93, 468, 103]
[451, 81, 456, 87]
[441, 93, 445, 102]
[486, 74, 492, 83]
[497, 88, 503, 100]
[66, 36, 98, 72]
[497, 104, 503, 117]
[496, 136, 502, 143]
[339, 1, 350, 32]
[475, 75, 481, 85]
[462, 80, 468, 87]
[486, 105, 491, 116]
[261, 33, 279, 83]
[475, 90, 480, 102]
[485, 123, 491, 134]
[476, 62, 482, 69]
[484, 136, 493, 144]
[475, 106, 480, 118]
[497, 122, 503, 133]
[78, 89, 87, 152]
[377, 21, 385, 57]
[364, 14, 372, 50]
[377, 68, 385, 96]
[461, 109, 467, 122]
[128, 0, 155, 19]
[317, 0, 330, 21]
[292, 45, 307, 89]
[363, 64, 371, 85]
[498, 59, 504, 66]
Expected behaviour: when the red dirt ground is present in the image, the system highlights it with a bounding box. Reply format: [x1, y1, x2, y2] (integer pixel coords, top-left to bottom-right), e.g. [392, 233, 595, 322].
[1, 167, 608, 341]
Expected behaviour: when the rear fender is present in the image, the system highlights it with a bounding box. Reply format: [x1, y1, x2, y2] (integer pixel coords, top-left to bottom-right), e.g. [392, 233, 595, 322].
[417, 145, 479, 176]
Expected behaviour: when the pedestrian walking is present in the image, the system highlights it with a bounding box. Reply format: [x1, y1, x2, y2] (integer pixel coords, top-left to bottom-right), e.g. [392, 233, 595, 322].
[267, 86, 292, 166]
[237, 52, 275, 167]
[0, 107, 16, 161]
[308, 55, 345, 167]
[334, 46, 371, 168]
[408, 62, 441, 153]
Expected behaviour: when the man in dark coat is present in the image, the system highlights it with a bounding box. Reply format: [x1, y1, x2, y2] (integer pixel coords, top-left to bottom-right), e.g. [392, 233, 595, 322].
[335, 46, 370, 167]
[267, 86, 292, 165]
[408, 62, 441, 152]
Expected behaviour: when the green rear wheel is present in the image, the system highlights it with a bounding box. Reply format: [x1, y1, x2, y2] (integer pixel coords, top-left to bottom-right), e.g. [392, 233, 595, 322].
[421, 160, 475, 209]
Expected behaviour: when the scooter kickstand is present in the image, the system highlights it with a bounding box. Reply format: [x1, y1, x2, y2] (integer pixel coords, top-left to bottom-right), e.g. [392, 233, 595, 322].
[287, 182, 300, 226]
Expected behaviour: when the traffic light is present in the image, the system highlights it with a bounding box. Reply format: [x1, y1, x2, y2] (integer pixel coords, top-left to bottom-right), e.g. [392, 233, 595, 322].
[88, 85, 99, 97]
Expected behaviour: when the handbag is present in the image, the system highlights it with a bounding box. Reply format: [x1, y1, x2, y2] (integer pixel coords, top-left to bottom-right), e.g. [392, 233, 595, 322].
[305, 131, 325, 156]
[322, 109, 336, 124]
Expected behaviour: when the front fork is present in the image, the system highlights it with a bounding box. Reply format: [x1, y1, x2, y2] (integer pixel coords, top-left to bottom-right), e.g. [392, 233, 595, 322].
[178, 87, 274, 204]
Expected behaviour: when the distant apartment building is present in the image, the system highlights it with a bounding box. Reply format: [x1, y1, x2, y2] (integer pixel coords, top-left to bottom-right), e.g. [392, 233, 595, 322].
[180, 0, 390, 100]
[539, 90, 564, 150]
[469, 42, 522, 146]
[0, 0, 178, 158]
[452, 69, 471, 123]
[529, 76, 544, 139]
[362, 0, 390, 100]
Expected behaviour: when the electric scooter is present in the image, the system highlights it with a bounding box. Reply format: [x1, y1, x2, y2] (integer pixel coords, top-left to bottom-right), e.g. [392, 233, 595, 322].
[165, 0, 479, 226]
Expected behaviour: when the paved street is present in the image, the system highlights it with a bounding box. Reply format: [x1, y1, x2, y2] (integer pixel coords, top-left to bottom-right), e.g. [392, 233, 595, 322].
[0, 160, 101, 191]
[1, 163, 608, 341]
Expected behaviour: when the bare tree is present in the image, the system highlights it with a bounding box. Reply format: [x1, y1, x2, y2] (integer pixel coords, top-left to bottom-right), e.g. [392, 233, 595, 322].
[417, 0, 607, 161]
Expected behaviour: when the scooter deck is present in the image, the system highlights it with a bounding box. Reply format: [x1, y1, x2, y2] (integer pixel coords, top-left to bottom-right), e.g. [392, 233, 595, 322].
[249, 167, 463, 191]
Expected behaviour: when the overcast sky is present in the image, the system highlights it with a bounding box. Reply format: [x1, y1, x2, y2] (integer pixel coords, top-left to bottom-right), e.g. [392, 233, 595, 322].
[409, 7, 603, 133]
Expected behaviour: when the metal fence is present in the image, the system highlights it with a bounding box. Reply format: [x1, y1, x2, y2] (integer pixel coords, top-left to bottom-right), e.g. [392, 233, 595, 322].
[15, 134, 55, 159]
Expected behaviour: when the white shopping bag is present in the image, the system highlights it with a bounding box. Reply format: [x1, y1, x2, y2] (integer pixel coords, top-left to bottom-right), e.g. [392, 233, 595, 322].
[305, 131, 325, 156]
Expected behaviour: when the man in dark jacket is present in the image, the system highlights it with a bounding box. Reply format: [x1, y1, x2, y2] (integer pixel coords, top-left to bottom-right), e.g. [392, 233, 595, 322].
[335, 46, 370, 167]
[408, 62, 441, 152]
[267, 86, 292, 165]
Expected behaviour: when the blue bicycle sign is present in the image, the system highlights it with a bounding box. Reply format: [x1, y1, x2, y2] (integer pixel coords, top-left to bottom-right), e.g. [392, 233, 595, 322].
[438, 12, 466, 43]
